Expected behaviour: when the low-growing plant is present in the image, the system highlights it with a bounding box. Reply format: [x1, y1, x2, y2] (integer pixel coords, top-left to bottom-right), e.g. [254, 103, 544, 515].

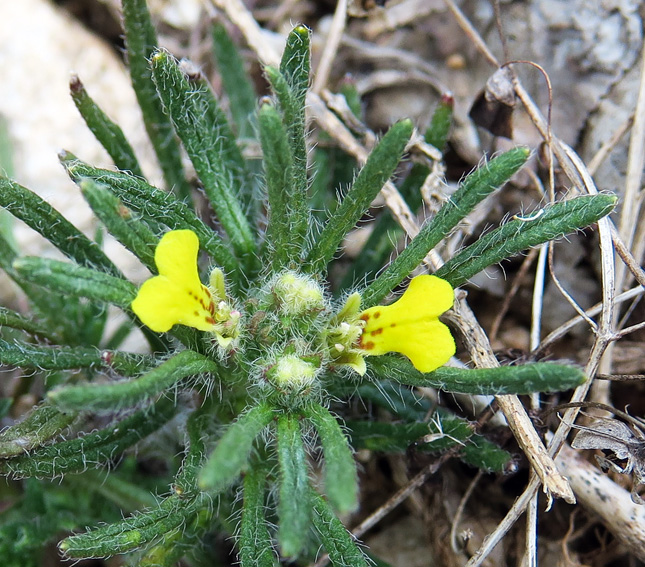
[0, 1, 615, 565]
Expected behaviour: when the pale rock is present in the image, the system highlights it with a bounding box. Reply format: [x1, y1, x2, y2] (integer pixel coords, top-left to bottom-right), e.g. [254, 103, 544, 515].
[0, 0, 161, 283]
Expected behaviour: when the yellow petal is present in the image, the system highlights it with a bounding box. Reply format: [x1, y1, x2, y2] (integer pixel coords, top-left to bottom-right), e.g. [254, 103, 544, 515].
[154, 229, 202, 288]
[343, 354, 367, 376]
[359, 275, 455, 373]
[131, 230, 215, 333]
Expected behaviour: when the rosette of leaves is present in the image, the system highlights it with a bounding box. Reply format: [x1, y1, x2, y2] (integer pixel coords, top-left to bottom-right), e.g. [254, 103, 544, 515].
[0, 1, 615, 565]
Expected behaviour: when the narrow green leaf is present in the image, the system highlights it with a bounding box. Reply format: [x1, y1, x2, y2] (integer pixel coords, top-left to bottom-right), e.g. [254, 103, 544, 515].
[0, 340, 149, 375]
[338, 78, 362, 119]
[436, 193, 617, 287]
[59, 491, 210, 558]
[61, 154, 239, 279]
[370, 356, 586, 395]
[264, 66, 310, 246]
[73, 468, 158, 512]
[425, 93, 454, 152]
[276, 414, 311, 557]
[347, 420, 444, 453]
[48, 350, 219, 412]
[121, 0, 191, 200]
[80, 179, 157, 272]
[211, 22, 258, 140]
[303, 404, 357, 513]
[0, 397, 177, 479]
[280, 25, 310, 109]
[210, 24, 261, 218]
[0, 230, 17, 274]
[356, 382, 511, 472]
[0, 115, 14, 179]
[70, 75, 144, 176]
[311, 491, 369, 567]
[169, 59, 250, 187]
[0, 177, 121, 277]
[150, 50, 256, 266]
[13, 257, 136, 308]
[0, 403, 77, 457]
[339, 95, 453, 291]
[104, 320, 134, 350]
[275, 25, 311, 208]
[0, 399, 11, 420]
[0, 232, 80, 339]
[259, 102, 307, 268]
[198, 403, 275, 492]
[103, 351, 159, 377]
[265, 67, 298, 135]
[362, 146, 530, 307]
[0, 306, 58, 341]
[347, 418, 510, 473]
[460, 435, 512, 473]
[240, 467, 279, 567]
[0, 339, 101, 370]
[175, 404, 213, 491]
[306, 119, 414, 272]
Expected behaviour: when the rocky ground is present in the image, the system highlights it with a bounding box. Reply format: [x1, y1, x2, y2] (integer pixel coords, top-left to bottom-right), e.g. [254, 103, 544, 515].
[1, 1, 645, 565]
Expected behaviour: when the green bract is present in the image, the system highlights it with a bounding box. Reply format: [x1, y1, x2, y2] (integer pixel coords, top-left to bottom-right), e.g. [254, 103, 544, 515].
[0, 2, 615, 566]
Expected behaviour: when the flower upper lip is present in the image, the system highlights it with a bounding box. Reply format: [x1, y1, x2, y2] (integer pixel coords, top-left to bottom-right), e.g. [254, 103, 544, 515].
[131, 230, 241, 349]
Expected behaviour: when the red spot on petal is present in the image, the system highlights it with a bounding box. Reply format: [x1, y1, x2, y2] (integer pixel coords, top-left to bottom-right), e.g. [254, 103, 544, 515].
[371, 328, 383, 336]
[205, 317, 215, 325]
[360, 314, 370, 322]
[362, 341, 375, 350]
[194, 310, 199, 316]
[373, 311, 381, 319]
[390, 323, 396, 327]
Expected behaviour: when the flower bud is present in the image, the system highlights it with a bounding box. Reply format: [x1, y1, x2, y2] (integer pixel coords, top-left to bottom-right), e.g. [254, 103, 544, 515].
[267, 353, 318, 390]
[272, 271, 324, 316]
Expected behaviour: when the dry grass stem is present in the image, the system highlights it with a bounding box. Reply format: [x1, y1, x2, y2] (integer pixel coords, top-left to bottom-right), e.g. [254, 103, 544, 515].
[448, 299, 575, 504]
[363, 0, 444, 37]
[489, 247, 539, 343]
[311, 0, 347, 93]
[209, 0, 281, 66]
[464, 476, 541, 567]
[266, 0, 302, 29]
[554, 439, 645, 562]
[449, 470, 483, 553]
[522, 491, 539, 567]
[609, 224, 645, 288]
[616, 46, 645, 282]
[443, 0, 498, 67]
[307, 91, 423, 239]
[340, 35, 445, 91]
[596, 374, 645, 381]
[587, 114, 634, 177]
[535, 285, 643, 357]
[530, 243, 548, 351]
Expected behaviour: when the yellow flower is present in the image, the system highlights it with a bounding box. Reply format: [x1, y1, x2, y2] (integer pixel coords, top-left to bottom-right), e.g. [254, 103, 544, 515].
[358, 275, 455, 373]
[329, 275, 455, 375]
[132, 230, 240, 347]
